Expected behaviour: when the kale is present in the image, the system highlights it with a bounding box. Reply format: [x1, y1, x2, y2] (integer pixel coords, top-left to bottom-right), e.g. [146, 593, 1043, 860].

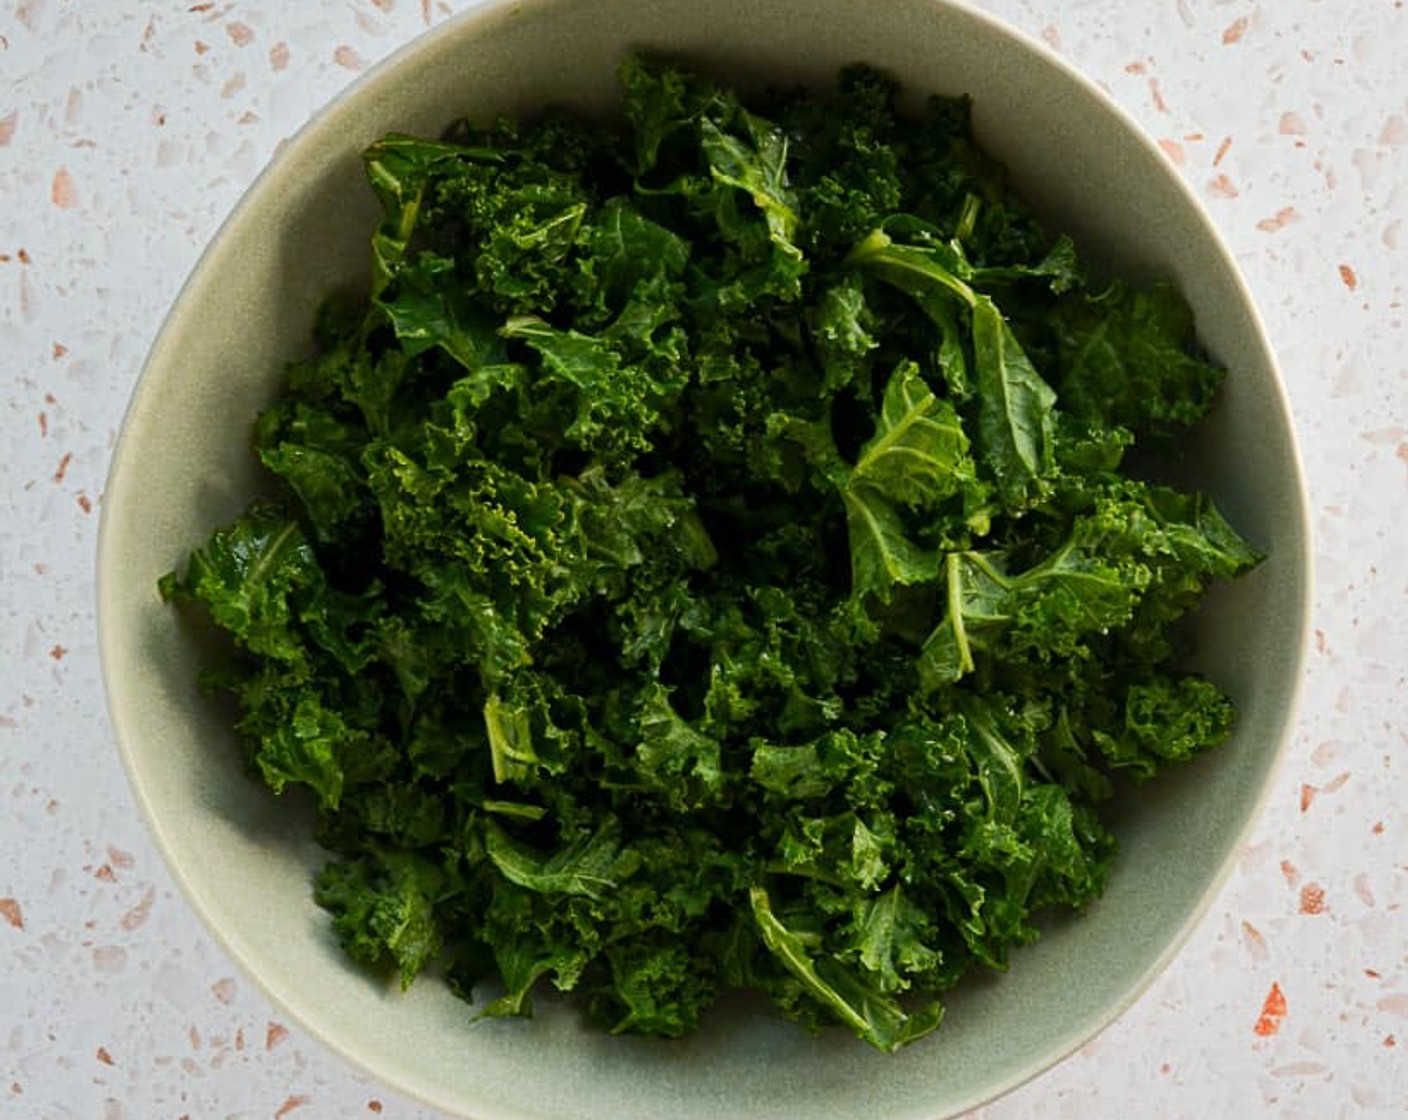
[161, 57, 1263, 1051]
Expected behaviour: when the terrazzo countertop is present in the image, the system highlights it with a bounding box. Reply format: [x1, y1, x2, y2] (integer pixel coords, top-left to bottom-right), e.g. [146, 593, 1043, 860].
[2, 1, 1405, 1117]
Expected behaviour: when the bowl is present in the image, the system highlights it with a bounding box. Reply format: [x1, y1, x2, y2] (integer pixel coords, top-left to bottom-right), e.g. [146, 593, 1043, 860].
[97, 1, 1311, 1117]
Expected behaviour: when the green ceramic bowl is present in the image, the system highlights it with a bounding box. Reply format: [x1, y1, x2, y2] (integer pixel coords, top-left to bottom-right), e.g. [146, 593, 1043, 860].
[97, 1, 1311, 1117]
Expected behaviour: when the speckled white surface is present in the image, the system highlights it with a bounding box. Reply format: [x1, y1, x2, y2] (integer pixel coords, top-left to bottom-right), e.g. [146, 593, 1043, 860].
[1, 1, 1403, 1117]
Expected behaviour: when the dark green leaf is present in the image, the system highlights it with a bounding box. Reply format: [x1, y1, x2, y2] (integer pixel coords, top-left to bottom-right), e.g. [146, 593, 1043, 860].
[1048, 281, 1224, 436]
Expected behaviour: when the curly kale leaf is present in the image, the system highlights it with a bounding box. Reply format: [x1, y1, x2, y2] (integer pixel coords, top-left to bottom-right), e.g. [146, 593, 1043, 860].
[845, 227, 1058, 505]
[919, 482, 1261, 688]
[315, 852, 445, 989]
[1047, 280, 1225, 437]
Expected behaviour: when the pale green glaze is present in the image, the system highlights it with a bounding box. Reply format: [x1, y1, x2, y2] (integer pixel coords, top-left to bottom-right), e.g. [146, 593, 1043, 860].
[97, 1, 1311, 1117]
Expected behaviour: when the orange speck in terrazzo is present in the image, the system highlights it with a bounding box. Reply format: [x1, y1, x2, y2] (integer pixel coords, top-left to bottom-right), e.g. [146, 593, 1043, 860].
[1279, 111, 1308, 135]
[0, 111, 16, 147]
[267, 1021, 289, 1050]
[1299, 883, 1326, 914]
[270, 41, 290, 70]
[1213, 136, 1233, 166]
[1207, 173, 1239, 198]
[49, 645, 68, 661]
[1223, 16, 1250, 44]
[1366, 968, 1382, 978]
[226, 21, 254, 47]
[194, 40, 209, 55]
[108, 847, 133, 869]
[52, 341, 67, 359]
[275, 1094, 310, 1118]
[77, 493, 93, 514]
[1300, 783, 1318, 812]
[368, 1103, 384, 1114]
[1280, 859, 1300, 887]
[96, 1047, 114, 1066]
[1158, 139, 1186, 166]
[93, 863, 115, 882]
[334, 45, 366, 71]
[1041, 25, 1062, 50]
[1256, 206, 1301, 232]
[1372, 821, 1385, 834]
[1387, 1035, 1398, 1048]
[1377, 993, 1408, 1016]
[38, 412, 47, 436]
[1397, 443, 1408, 467]
[1148, 77, 1167, 113]
[53, 451, 72, 481]
[1125, 61, 1147, 74]
[1253, 981, 1288, 1036]
[1241, 920, 1268, 961]
[92, 945, 127, 973]
[17, 248, 30, 263]
[372, 0, 394, 10]
[119, 887, 156, 932]
[1354, 874, 1377, 907]
[0, 898, 23, 929]
[1339, 263, 1359, 290]
[211, 977, 236, 1004]
[51, 167, 77, 209]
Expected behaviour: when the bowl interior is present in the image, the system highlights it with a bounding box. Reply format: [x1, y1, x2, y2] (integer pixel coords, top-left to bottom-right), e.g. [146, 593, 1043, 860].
[98, 1, 1309, 1118]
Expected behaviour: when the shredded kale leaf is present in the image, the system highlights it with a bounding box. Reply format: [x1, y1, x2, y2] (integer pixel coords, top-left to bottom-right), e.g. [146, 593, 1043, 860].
[161, 58, 1263, 1051]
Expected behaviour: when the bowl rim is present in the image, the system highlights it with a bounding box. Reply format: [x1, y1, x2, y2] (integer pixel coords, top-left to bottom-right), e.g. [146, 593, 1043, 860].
[96, 0, 1313, 1115]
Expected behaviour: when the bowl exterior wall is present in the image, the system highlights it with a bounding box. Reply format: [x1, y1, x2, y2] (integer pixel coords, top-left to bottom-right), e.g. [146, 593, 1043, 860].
[98, 1, 1309, 1117]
